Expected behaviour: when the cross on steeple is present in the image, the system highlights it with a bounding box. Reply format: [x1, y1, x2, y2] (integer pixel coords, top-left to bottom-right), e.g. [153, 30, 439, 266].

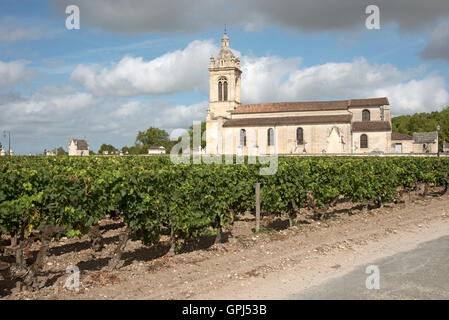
[224, 24, 227, 34]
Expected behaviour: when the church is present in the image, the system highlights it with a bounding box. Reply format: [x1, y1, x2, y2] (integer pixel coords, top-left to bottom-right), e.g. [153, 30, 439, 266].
[205, 33, 438, 155]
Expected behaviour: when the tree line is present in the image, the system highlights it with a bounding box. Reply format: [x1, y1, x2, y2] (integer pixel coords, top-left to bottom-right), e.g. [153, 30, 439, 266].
[392, 106, 449, 150]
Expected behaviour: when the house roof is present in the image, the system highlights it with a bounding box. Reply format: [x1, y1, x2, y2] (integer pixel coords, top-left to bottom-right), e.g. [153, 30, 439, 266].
[391, 131, 413, 140]
[71, 139, 89, 150]
[352, 121, 392, 132]
[222, 114, 352, 127]
[232, 97, 389, 114]
[413, 132, 438, 144]
[149, 146, 166, 150]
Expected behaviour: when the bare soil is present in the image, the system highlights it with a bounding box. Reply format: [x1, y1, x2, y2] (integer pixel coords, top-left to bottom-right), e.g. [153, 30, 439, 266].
[1, 189, 449, 300]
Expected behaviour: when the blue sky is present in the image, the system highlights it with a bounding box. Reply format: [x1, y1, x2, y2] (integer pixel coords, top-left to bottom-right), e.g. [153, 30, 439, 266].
[1, 0, 449, 154]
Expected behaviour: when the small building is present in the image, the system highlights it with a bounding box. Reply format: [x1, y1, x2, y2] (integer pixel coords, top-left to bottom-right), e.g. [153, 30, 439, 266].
[391, 132, 414, 153]
[443, 140, 449, 153]
[44, 149, 57, 156]
[68, 138, 89, 156]
[412, 132, 438, 153]
[148, 146, 166, 154]
[391, 131, 439, 154]
[0, 149, 5, 156]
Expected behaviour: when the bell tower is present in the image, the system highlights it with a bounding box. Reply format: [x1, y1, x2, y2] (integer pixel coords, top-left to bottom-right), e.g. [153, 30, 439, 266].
[205, 31, 242, 154]
[207, 32, 242, 119]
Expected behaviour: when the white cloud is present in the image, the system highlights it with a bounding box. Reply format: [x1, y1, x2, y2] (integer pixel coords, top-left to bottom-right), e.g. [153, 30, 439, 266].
[154, 101, 208, 129]
[240, 56, 449, 114]
[0, 83, 207, 154]
[113, 101, 143, 118]
[69, 38, 449, 116]
[0, 60, 34, 89]
[70, 40, 219, 96]
[374, 76, 449, 115]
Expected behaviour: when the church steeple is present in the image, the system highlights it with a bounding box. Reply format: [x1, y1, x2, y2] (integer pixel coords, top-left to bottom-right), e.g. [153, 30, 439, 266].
[207, 31, 242, 119]
[221, 32, 229, 48]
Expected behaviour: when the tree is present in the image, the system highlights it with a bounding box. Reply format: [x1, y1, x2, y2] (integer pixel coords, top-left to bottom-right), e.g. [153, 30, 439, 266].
[392, 106, 449, 151]
[136, 127, 170, 146]
[56, 147, 67, 155]
[98, 144, 118, 155]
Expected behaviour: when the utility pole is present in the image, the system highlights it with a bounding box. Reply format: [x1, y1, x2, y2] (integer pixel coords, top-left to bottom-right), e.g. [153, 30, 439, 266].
[2, 131, 10, 155]
[437, 125, 441, 157]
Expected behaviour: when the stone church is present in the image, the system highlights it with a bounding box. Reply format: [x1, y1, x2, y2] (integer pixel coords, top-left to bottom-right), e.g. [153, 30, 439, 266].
[205, 33, 438, 155]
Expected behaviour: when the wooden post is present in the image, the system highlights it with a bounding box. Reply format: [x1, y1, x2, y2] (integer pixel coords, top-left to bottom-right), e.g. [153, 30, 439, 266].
[255, 183, 260, 232]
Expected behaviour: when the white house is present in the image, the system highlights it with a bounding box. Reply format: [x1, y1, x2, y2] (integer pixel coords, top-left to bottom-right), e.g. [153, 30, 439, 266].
[0, 149, 5, 156]
[44, 149, 57, 156]
[68, 138, 89, 156]
[148, 146, 166, 154]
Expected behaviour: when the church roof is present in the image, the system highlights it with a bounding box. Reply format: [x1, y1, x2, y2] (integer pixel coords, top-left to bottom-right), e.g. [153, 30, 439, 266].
[222, 114, 352, 127]
[232, 97, 389, 114]
[216, 47, 235, 61]
[352, 121, 392, 132]
[391, 131, 413, 140]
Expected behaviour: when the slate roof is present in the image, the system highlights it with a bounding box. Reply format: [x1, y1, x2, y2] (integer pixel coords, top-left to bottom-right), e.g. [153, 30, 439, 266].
[352, 121, 392, 132]
[71, 139, 89, 150]
[222, 114, 352, 127]
[391, 131, 413, 140]
[232, 97, 389, 114]
[413, 132, 438, 144]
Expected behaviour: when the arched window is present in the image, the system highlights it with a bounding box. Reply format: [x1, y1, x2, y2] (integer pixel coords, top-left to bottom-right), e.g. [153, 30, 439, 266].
[362, 109, 370, 121]
[223, 81, 228, 101]
[360, 134, 368, 148]
[218, 77, 228, 101]
[218, 82, 222, 101]
[267, 128, 274, 146]
[240, 129, 246, 147]
[296, 127, 304, 144]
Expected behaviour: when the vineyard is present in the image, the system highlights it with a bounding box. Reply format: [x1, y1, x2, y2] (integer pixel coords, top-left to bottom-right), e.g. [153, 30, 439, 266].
[1, 156, 448, 292]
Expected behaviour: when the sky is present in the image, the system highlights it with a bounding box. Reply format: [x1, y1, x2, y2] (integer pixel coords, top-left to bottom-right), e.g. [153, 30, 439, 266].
[1, 0, 449, 155]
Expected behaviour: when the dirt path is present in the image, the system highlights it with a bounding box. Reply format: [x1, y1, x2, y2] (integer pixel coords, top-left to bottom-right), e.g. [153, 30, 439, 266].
[2, 193, 449, 300]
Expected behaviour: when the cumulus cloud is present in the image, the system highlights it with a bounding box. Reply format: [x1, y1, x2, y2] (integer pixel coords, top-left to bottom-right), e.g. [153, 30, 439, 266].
[421, 18, 449, 61]
[0, 60, 34, 89]
[241, 55, 449, 114]
[0, 83, 207, 154]
[70, 40, 219, 96]
[69, 38, 449, 116]
[50, 0, 449, 34]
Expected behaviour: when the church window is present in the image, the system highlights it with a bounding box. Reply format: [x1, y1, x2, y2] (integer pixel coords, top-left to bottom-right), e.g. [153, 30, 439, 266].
[267, 128, 274, 146]
[218, 77, 228, 101]
[296, 127, 304, 144]
[360, 134, 368, 148]
[362, 109, 370, 121]
[240, 129, 246, 147]
[223, 81, 228, 101]
[218, 82, 222, 101]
